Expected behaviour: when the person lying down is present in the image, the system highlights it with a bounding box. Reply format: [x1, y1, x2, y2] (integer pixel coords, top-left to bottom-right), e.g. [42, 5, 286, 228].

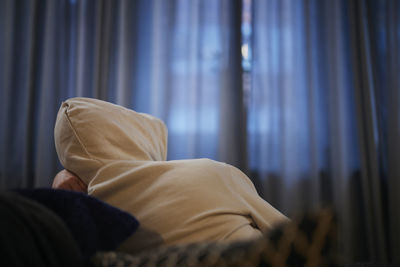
[53, 97, 289, 254]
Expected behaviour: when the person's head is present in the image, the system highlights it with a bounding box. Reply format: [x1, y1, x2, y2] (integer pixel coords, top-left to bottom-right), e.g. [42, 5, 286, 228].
[54, 98, 168, 187]
[52, 169, 87, 193]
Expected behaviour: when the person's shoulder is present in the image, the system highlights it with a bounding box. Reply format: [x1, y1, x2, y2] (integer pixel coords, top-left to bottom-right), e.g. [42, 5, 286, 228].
[169, 158, 227, 167]
[192, 158, 231, 170]
[165, 158, 230, 180]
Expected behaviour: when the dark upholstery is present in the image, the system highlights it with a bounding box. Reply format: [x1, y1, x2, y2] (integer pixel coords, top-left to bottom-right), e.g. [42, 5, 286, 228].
[15, 188, 139, 259]
[0, 191, 85, 267]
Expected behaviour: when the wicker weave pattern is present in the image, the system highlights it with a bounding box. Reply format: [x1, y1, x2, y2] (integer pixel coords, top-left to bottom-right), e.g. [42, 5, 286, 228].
[92, 209, 337, 267]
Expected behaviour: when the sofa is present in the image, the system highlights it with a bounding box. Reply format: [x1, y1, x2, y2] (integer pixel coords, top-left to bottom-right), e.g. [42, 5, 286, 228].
[1, 188, 338, 267]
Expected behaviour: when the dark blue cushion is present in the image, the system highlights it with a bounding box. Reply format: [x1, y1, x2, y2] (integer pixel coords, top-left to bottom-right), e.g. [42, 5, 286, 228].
[15, 188, 139, 259]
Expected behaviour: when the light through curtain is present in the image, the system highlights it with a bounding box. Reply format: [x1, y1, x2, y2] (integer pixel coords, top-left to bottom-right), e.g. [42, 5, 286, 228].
[249, 0, 360, 215]
[249, 0, 361, 262]
[143, 0, 244, 163]
[249, 0, 400, 263]
[70, 0, 244, 163]
[0, 0, 244, 188]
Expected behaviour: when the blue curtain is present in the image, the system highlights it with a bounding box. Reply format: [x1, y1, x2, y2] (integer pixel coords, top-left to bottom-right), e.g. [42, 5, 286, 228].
[250, 0, 400, 263]
[250, 0, 363, 261]
[0, 0, 244, 188]
[349, 0, 400, 262]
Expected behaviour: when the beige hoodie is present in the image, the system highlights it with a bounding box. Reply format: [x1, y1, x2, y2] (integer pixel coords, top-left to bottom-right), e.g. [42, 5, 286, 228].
[54, 97, 288, 254]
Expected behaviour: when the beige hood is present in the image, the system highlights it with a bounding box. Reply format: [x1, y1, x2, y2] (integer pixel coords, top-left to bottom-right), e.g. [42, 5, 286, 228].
[54, 97, 168, 185]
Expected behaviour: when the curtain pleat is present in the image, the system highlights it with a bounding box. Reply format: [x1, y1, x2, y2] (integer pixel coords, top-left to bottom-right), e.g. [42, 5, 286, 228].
[347, 0, 396, 261]
[378, 0, 400, 263]
[218, 0, 246, 169]
[250, 0, 398, 262]
[0, 0, 243, 187]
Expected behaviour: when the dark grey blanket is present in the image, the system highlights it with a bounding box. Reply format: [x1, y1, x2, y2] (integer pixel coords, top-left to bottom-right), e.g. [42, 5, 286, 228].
[15, 188, 139, 259]
[0, 191, 85, 267]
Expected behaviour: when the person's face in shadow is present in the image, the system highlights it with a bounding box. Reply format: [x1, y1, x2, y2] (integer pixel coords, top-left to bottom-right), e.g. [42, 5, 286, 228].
[52, 169, 87, 193]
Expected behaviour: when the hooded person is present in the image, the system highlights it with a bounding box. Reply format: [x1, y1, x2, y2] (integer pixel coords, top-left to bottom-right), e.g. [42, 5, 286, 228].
[53, 97, 288, 254]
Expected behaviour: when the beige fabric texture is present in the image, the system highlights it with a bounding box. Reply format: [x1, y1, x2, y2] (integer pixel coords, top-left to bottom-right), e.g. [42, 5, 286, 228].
[54, 97, 288, 254]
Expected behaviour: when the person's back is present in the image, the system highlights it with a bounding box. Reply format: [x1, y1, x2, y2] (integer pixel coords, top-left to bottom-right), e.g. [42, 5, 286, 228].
[89, 158, 287, 253]
[53, 97, 288, 254]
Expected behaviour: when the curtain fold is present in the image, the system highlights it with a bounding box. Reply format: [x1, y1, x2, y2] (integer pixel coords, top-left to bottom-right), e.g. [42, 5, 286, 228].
[144, 0, 244, 164]
[348, 0, 387, 261]
[250, 0, 399, 263]
[382, 0, 400, 262]
[359, 0, 400, 262]
[218, 0, 246, 169]
[347, 0, 400, 262]
[0, 0, 243, 188]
